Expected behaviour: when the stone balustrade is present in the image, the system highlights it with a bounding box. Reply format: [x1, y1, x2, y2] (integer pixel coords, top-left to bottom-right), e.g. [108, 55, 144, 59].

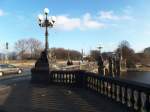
[49, 70, 150, 112]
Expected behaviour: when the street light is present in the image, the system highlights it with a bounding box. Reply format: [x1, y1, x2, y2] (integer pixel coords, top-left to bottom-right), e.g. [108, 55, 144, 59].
[5, 42, 9, 64]
[44, 8, 49, 14]
[31, 8, 56, 83]
[38, 8, 56, 52]
[97, 45, 103, 54]
[96, 44, 104, 75]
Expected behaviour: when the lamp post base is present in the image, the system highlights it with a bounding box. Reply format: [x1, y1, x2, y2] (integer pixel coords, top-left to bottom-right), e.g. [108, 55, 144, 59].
[31, 50, 51, 84]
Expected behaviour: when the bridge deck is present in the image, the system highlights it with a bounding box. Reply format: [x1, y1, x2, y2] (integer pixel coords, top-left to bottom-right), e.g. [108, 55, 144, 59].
[0, 77, 128, 112]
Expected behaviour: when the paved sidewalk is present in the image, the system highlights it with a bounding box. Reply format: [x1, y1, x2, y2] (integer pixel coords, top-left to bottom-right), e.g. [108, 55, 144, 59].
[0, 78, 129, 112]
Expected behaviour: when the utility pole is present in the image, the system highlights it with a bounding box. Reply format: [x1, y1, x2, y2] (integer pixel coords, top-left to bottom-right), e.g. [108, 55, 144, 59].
[5, 42, 8, 64]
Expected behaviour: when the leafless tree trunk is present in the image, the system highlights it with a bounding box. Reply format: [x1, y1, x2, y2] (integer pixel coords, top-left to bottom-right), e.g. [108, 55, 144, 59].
[15, 39, 28, 60]
[28, 38, 43, 59]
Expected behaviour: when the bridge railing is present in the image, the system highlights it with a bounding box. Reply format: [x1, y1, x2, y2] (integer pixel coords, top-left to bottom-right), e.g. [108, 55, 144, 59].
[50, 70, 150, 112]
[50, 70, 80, 86]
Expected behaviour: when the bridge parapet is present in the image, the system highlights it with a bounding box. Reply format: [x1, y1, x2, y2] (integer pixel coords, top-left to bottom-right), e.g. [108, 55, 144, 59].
[49, 70, 150, 112]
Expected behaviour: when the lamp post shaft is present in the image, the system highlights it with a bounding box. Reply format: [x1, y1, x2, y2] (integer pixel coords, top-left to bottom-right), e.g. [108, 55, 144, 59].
[45, 26, 49, 51]
[31, 8, 56, 84]
[45, 14, 49, 52]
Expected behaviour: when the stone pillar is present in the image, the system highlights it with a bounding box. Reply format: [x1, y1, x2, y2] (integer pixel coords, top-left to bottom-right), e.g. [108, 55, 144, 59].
[108, 57, 113, 76]
[97, 55, 104, 75]
[113, 57, 117, 77]
[116, 58, 121, 77]
[31, 50, 50, 84]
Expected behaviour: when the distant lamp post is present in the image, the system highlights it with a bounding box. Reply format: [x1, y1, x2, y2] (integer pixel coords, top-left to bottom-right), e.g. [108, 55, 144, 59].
[6, 42, 8, 50]
[97, 45, 102, 54]
[67, 49, 73, 66]
[97, 45, 104, 75]
[31, 8, 56, 84]
[5, 42, 9, 64]
[38, 8, 56, 52]
[81, 49, 84, 62]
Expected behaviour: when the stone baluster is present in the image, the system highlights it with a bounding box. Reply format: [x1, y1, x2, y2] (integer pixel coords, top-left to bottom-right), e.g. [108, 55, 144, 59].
[112, 84, 115, 99]
[88, 77, 90, 88]
[92, 77, 94, 89]
[69, 74, 72, 83]
[104, 82, 107, 95]
[98, 80, 101, 93]
[121, 87, 125, 104]
[137, 91, 142, 112]
[144, 94, 150, 111]
[130, 89, 135, 110]
[90, 77, 92, 89]
[96, 79, 99, 92]
[133, 91, 138, 110]
[127, 88, 132, 107]
[101, 80, 104, 94]
[116, 85, 120, 102]
[55, 73, 57, 82]
[89, 77, 91, 88]
[141, 93, 146, 112]
[107, 83, 111, 97]
[94, 78, 97, 91]
[110, 83, 113, 98]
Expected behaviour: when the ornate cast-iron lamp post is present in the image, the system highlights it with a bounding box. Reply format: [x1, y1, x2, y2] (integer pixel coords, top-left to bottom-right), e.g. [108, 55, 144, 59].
[31, 8, 56, 84]
[97, 45, 102, 54]
[38, 8, 56, 52]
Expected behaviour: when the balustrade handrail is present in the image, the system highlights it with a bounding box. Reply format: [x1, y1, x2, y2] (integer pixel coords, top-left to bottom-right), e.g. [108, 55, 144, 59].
[51, 70, 150, 91]
[85, 72, 150, 91]
[50, 70, 150, 112]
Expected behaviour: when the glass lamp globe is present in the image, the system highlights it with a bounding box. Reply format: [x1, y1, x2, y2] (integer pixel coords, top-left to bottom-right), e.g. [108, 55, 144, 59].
[44, 8, 49, 14]
[47, 17, 53, 25]
[48, 16, 51, 21]
[51, 16, 56, 23]
[38, 14, 43, 21]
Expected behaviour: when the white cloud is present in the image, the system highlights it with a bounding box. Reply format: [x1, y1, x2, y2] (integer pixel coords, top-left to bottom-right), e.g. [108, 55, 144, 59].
[56, 15, 81, 30]
[98, 10, 133, 21]
[82, 13, 105, 29]
[99, 11, 118, 20]
[55, 7, 133, 31]
[0, 9, 5, 16]
[55, 13, 105, 31]
[123, 6, 133, 15]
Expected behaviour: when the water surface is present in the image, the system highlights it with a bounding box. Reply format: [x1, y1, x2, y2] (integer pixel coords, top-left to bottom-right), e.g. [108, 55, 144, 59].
[120, 72, 150, 85]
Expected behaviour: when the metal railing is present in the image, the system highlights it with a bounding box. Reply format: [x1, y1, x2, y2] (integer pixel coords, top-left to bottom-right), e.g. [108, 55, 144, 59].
[50, 70, 150, 112]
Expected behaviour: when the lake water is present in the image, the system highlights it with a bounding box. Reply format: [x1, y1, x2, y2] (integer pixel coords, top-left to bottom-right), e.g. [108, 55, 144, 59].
[120, 72, 150, 84]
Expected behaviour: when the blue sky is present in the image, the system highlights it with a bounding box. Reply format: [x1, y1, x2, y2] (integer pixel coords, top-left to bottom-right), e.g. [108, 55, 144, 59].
[0, 0, 150, 53]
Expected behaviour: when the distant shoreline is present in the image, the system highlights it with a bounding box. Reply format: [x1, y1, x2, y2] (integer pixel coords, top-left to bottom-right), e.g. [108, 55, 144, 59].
[127, 67, 150, 72]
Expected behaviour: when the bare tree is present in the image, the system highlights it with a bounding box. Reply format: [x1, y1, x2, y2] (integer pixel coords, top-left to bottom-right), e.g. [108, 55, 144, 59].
[8, 52, 17, 60]
[51, 48, 82, 60]
[27, 38, 43, 59]
[15, 38, 43, 59]
[15, 39, 28, 59]
[117, 40, 134, 59]
[116, 40, 136, 68]
[118, 40, 130, 49]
